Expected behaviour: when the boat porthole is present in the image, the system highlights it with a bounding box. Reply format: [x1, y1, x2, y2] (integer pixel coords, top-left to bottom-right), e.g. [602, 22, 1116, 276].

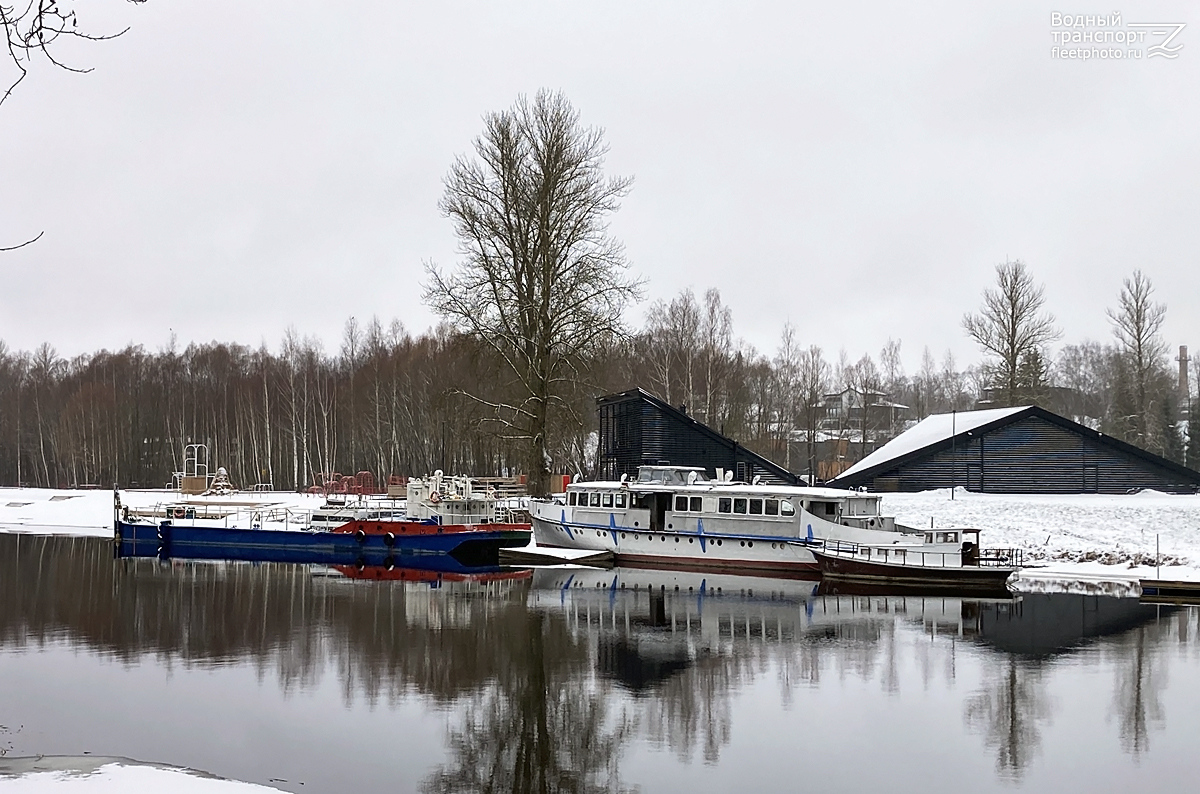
[621, 533, 626, 539]
[620, 583, 625, 589]
[688, 586, 693, 592]
[674, 585, 679, 591]
[675, 537, 679, 543]
[739, 541, 745, 547]
[717, 539, 722, 546]
[748, 541, 753, 548]
[668, 524, 673, 529]
[634, 522, 639, 527]
[717, 587, 722, 593]
[689, 538, 694, 543]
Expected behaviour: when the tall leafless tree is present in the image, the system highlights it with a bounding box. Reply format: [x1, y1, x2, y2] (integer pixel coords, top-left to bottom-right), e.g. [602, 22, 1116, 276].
[962, 260, 1061, 407]
[426, 90, 643, 495]
[1107, 270, 1169, 446]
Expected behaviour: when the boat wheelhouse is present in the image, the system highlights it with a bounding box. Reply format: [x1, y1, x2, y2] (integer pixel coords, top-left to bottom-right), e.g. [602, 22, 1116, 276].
[530, 465, 959, 574]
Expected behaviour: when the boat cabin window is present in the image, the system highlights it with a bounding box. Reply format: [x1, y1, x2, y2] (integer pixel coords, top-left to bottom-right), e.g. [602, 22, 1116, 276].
[781, 500, 795, 516]
[615, 492, 626, 509]
[636, 466, 712, 485]
[733, 498, 747, 514]
[810, 501, 837, 517]
[590, 492, 601, 507]
[765, 499, 779, 516]
[749, 498, 763, 515]
[718, 497, 732, 513]
[936, 532, 959, 543]
[602, 492, 613, 508]
[672, 495, 706, 513]
[925, 533, 934, 543]
[568, 492, 577, 506]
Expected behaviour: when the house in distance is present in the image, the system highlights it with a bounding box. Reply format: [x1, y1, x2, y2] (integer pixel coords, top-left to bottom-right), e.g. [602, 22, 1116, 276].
[828, 406, 1200, 494]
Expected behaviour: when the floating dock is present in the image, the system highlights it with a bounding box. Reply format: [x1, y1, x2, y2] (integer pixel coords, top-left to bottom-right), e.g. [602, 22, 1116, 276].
[1139, 578, 1200, 605]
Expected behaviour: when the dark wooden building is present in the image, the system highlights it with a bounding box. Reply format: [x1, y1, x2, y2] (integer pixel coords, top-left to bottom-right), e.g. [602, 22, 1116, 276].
[829, 405, 1200, 494]
[596, 388, 798, 485]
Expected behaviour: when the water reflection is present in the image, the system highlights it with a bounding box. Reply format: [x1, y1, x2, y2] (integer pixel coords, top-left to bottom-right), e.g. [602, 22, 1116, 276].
[1, 534, 1197, 793]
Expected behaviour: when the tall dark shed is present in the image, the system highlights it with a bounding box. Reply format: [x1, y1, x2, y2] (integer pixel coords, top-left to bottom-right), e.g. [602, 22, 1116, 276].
[596, 389, 797, 485]
[829, 406, 1200, 494]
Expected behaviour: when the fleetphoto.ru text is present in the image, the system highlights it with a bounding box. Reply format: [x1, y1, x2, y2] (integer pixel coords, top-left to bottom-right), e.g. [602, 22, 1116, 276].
[1051, 11, 1186, 60]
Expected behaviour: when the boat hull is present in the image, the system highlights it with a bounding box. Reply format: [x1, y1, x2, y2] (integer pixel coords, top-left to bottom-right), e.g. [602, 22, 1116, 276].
[531, 513, 819, 574]
[115, 519, 530, 567]
[812, 549, 1016, 590]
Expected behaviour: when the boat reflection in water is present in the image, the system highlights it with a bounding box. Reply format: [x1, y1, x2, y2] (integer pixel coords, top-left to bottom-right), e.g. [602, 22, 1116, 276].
[531, 567, 1014, 694]
[1, 534, 1196, 793]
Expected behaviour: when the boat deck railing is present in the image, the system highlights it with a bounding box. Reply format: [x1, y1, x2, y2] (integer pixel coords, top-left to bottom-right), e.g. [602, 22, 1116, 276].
[816, 539, 1022, 569]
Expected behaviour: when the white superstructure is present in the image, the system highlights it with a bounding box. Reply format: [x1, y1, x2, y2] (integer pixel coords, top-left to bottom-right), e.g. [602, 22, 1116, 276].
[530, 465, 966, 574]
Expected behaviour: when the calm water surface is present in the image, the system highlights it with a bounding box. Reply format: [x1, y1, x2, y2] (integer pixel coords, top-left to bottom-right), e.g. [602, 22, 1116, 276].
[1, 534, 1197, 793]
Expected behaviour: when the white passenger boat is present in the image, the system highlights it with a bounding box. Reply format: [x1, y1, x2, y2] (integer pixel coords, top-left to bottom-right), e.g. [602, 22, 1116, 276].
[529, 465, 967, 575]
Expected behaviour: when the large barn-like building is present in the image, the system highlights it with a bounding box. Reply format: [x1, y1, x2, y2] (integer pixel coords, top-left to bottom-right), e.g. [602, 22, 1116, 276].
[829, 405, 1200, 494]
[596, 388, 797, 485]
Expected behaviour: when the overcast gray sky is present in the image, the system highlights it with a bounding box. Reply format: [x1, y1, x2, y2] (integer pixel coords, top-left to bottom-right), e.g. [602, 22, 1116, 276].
[1, 1, 1197, 374]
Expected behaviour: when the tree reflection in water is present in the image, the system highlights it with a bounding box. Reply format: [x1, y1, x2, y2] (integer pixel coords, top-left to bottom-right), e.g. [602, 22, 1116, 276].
[421, 611, 635, 794]
[1108, 622, 1168, 757]
[6, 536, 1200, 789]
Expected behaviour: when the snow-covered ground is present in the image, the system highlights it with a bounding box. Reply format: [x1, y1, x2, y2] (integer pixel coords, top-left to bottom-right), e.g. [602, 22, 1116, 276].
[884, 488, 1200, 585]
[4, 485, 1200, 585]
[0, 488, 323, 537]
[0, 758, 282, 793]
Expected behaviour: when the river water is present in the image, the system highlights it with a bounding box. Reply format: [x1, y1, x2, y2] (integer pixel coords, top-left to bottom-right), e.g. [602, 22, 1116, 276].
[1, 533, 1197, 793]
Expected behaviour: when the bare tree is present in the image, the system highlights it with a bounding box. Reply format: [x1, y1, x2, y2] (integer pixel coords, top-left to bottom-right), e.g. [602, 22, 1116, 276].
[699, 288, 733, 426]
[773, 323, 801, 467]
[2, 1, 146, 250]
[644, 289, 701, 408]
[962, 260, 1061, 407]
[1107, 270, 1169, 446]
[795, 345, 828, 481]
[425, 90, 643, 494]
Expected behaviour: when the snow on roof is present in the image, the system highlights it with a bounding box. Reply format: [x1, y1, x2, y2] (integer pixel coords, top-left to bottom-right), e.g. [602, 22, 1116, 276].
[833, 406, 1030, 482]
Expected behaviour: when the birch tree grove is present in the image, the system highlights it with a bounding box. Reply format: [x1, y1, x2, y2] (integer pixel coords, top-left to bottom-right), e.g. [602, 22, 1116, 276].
[425, 90, 643, 495]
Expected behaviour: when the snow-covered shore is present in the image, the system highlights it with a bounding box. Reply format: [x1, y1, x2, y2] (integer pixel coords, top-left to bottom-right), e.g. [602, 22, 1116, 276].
[0, 758, 282, 792]
[4, 485, 1200, 583]
[0, 488, 323, 538]
[884, 488, 1200, 583]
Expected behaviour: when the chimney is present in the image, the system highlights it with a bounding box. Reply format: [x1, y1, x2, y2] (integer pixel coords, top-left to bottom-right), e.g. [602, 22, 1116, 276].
[1180, 345, 1191, 421]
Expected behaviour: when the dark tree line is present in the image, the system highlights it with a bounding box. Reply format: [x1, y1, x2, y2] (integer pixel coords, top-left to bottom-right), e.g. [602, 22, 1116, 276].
[2, 270, 1194, 490]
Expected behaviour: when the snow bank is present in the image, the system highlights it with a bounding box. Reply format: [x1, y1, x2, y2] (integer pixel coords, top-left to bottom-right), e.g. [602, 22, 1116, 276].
[0, 758, 282, 793]
[884, 488, 1200, 582]
[0, 488, 320, 537]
